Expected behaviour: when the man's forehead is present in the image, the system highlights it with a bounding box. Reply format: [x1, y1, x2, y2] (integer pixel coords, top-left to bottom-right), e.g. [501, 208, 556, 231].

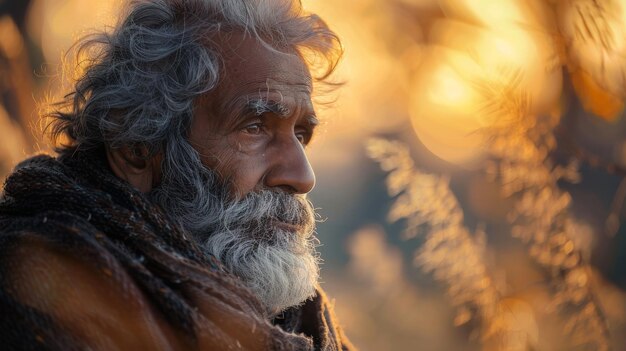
[214, 32, 313, 90]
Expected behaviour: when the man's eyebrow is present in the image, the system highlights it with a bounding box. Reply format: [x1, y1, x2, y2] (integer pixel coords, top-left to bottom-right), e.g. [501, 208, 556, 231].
[239, 98, 318, 127]
[245, 98, 291, 117]
[305, 115, 319, 127]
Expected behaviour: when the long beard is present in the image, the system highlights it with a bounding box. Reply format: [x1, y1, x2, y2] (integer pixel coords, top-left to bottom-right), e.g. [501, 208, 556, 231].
[150, 153, 320, 316]
[202, 190, 320, 316]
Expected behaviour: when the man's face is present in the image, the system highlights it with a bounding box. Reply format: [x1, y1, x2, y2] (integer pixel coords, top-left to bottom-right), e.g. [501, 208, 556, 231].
[189, 33, 317, 198]
[149, 34, 321, 317]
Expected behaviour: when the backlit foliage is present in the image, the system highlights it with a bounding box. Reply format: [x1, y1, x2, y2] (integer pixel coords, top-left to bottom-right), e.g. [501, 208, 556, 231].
[369, 131, 610, 350]
[367, 55, 614, 351]
[360, 0, 626, 347]
[367, 139, 538, 350]
[558, 0, 626, 120]
[482, 75, 610, 351]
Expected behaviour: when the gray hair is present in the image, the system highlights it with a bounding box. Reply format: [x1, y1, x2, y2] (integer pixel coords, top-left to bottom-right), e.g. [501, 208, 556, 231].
[46, 0, 341, 156]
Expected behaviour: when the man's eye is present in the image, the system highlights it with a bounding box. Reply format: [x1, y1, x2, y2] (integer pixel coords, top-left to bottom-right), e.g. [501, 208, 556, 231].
[295, 130, 311, 145]
[242, 123, 263, 135]
[296, 133, 306, 144]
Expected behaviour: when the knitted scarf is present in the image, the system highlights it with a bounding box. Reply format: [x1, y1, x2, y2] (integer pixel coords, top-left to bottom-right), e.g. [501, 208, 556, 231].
[0, 148, 353, 351]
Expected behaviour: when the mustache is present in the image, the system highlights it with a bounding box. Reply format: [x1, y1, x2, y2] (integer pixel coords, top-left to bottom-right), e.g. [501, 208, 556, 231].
[150, 148, 317, 241]
[215, 189, 317, 239]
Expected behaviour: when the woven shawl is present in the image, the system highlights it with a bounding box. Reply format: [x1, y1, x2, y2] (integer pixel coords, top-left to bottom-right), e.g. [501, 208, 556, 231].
[0, 148, 353, 351]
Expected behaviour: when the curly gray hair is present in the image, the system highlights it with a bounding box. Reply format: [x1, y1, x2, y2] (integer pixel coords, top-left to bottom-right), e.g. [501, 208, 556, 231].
[47, 0, 341, 155]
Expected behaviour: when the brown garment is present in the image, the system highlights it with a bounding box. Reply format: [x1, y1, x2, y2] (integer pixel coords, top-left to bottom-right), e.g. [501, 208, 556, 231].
[0, 149, 354, 351]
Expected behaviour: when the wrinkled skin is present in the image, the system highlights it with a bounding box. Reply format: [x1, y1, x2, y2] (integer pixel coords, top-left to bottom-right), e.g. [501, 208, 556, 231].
[109, 32, 318, 198]
[189, 32, 318, 198]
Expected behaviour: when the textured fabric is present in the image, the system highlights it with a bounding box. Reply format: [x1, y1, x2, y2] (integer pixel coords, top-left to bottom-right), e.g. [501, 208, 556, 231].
[0, 148, 354, 351]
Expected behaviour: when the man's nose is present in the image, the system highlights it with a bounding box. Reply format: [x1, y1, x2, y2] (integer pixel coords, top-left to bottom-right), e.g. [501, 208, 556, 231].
[264, 138, 315, 194]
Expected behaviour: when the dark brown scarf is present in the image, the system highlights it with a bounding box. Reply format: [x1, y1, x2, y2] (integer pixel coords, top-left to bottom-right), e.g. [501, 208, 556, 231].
[0, 148, 354, 350]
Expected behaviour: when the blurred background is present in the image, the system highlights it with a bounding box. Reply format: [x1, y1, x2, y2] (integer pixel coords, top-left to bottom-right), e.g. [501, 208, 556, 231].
[2, 0, 626, 350]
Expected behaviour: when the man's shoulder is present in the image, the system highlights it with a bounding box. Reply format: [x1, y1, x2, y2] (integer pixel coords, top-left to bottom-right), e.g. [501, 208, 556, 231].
[0, 229, 139, 315]
[0, 230, 191, 350]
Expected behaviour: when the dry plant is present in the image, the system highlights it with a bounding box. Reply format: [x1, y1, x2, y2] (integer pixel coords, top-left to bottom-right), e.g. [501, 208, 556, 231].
[479, 71, 611, 351]
[558, 0, 626, 101]
[367, 138, 536, 351]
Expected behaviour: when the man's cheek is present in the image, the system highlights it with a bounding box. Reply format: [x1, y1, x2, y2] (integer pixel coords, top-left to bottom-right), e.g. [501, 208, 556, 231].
[230, 133, 268, 156]
[215, 152, 268, 196]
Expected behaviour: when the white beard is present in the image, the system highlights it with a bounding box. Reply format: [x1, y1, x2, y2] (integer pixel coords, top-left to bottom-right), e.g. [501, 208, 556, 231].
[151, 152, 320, 316]
[203, 225, 320, 316]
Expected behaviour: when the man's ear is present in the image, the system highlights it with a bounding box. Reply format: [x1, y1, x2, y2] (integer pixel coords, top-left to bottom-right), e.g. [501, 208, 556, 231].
[106, 145, 161, 193]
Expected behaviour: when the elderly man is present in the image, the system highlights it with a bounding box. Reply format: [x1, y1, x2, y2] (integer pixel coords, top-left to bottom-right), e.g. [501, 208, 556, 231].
[0, 0, 353, 350]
